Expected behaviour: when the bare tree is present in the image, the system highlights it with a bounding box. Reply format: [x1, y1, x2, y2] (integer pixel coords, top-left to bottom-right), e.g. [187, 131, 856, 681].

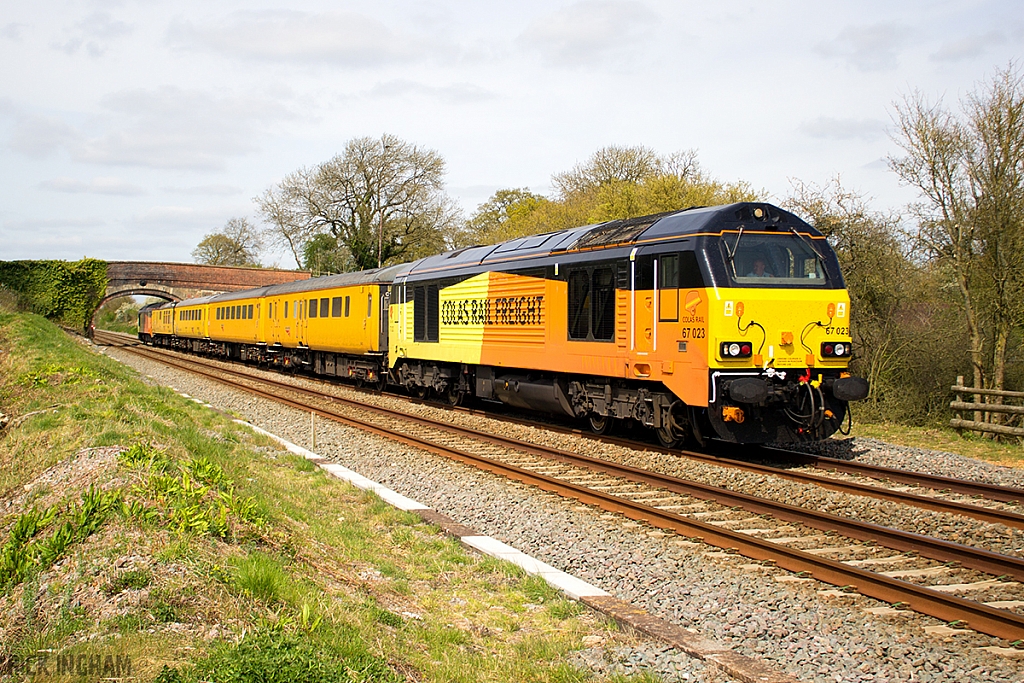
[192, 217, 263, 267]
[890, 64, 1024, 413]
[257, 134, 458, 271]
[553, 145, 669, 197]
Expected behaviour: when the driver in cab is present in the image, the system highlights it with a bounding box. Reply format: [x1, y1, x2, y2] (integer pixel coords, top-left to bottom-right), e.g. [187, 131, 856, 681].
[747, 258, 772, 278]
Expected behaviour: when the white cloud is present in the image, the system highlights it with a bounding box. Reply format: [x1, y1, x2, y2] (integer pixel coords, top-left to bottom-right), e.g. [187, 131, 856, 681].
[163, 184, 243, 196]
[52, 12, 132, 57]
[1, 23, 26, 41]
[167, 10, 438, 66]
[800, 117, 886, 142]
[815, 23, 909, 72]
[364, 80, 497, 103]
[930, 32, 1004, 62]
[3, 86, 296, 170]
[8, 113, 81, 157]
[39, 176, 146, 196]
[516, 1, 659, 67]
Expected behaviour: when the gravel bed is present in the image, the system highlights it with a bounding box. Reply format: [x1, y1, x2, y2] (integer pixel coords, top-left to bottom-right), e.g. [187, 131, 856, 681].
[101, 345, 1024, 682]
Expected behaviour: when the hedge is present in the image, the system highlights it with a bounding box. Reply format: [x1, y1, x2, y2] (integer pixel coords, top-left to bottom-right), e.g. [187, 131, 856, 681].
[0, 259, 108, 329]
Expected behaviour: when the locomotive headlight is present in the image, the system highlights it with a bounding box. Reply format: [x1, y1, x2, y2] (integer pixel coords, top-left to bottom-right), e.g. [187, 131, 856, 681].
[821, 341, 851, 358]
[720, 341, 753, 359]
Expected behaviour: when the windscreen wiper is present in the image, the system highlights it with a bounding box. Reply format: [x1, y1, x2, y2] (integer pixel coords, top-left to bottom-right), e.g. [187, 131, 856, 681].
[789, 228, 831, 280]
[725, 226, 744, 265]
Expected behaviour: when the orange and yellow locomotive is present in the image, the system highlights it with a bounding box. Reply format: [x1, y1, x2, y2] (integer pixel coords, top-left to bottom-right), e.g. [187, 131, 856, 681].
[141, 202, 868, 445]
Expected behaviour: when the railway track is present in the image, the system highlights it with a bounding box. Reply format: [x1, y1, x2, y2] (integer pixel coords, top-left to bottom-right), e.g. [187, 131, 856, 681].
[94, 331, 1024, 642]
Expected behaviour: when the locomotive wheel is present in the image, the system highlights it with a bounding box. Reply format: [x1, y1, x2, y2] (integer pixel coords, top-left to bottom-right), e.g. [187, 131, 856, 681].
[587, 413, 610, 435]
[414, 386, 428, 399]
[374, 374, 388, 392]
[655, 424, 680, 449]
[446, 388, 463, 406]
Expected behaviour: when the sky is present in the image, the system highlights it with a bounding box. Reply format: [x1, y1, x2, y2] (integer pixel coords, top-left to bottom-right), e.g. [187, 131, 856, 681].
[1, 1, 1021, 268]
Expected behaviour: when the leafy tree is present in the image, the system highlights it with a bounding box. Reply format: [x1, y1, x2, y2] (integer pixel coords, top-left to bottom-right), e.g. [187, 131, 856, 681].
[464, 147, 758, 246]
[192, 218, 263, 267]
[890, 65, 1024, 406]
[257, 134, 459, 271]
[462, 188, 549, 246]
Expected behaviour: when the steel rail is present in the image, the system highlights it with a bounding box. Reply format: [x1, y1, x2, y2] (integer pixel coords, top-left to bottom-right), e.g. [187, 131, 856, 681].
[99, 333, 1024, 641]
[99, 333, 1024, 579]
[100, 333, 1024, 526]
[756, 446, 1024, 506]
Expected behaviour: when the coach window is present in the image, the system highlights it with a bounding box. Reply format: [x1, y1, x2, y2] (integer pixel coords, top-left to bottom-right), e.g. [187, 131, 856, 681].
[332, 297, 342, 317]
[345, 296, 351, 317]
[309, 299, 317, 318]
[284, 301, 289, 319]
[367, 294, 372, 318]
[319, 298, 329, 318]
[249, 304, 255, 319]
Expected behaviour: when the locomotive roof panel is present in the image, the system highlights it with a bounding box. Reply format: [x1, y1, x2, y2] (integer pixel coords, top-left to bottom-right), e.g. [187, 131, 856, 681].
[636, 203, 820, 242]
[399, 203, 816, 281]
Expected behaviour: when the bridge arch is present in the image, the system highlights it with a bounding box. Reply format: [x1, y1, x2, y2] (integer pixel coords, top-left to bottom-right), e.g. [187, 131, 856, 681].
[90, 288, 181, 331]
[92, 261, 310, 333]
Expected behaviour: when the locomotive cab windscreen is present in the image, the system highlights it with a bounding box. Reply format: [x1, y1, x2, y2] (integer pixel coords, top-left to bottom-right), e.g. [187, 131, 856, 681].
[719, 232, 836, 287]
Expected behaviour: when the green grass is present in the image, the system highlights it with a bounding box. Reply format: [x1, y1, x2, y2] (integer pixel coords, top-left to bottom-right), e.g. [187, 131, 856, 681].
[851, 420, 1024, 468]
[0, 309, 658, 682]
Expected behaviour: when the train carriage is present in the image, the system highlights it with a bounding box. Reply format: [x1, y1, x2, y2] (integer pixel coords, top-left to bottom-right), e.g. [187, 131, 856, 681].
[149, 304, 176, 340]
[172, 295, 216, 348]
[257, 267, 401, 381]
[208, 288, 269, 351]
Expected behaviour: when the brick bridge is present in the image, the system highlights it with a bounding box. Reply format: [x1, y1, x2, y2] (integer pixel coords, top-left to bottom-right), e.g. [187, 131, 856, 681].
[98, 261, 311, 321]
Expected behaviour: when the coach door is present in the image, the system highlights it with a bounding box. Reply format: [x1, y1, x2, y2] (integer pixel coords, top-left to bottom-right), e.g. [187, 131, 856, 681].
[296, 298, 307, 345]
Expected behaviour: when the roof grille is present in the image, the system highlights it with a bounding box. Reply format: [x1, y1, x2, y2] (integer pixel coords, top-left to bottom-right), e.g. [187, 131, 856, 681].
[568, 210, 678, 250]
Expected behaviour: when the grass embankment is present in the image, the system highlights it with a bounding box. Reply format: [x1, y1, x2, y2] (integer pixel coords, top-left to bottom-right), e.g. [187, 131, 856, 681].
[849, 421, 1024, 469]
[0, 310, 653, 683]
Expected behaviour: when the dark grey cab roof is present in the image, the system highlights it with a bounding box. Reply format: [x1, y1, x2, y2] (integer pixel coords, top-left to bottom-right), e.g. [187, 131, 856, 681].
[396, 202, 815, 280]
